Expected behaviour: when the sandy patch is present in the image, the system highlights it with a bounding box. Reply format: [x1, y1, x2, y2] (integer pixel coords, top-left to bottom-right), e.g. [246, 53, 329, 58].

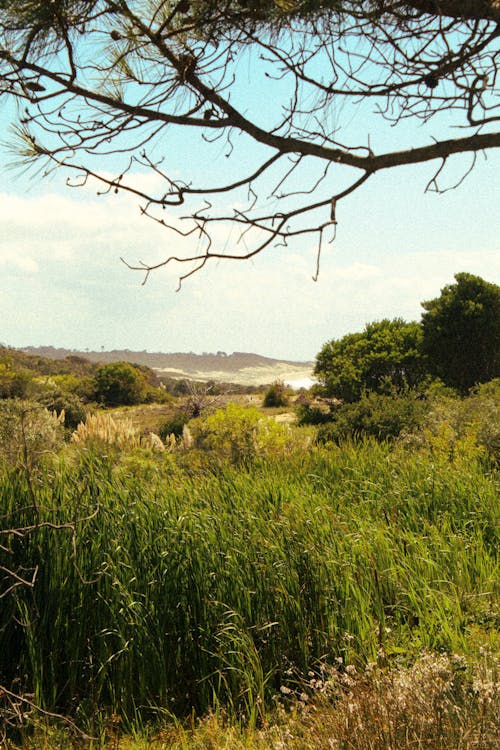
[156, 363, 315, 388]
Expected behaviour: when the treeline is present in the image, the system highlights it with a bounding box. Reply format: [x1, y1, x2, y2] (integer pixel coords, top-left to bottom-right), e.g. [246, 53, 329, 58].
[0, 347, 171, 428]
[315, 273, 499, 399]
[298, 273, 499, 451]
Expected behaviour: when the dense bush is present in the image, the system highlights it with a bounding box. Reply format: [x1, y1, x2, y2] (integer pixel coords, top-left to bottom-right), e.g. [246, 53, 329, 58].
[159, 411, 191, 440]
[316, 389, 427, 444]
[37, 389, 87, 430]
[94, 362, 147, 406]
[0, 365, 33, 400]
[189, 403, 292, 462]
[315, 319, 425, 402]
[296, 402, 339, 425]
[315, 274, 500, 403]
[402, 379, 500, 464]
[263, 380, 289, 408]
[46, 373, 98, 402]
[422, 273, 500, 392]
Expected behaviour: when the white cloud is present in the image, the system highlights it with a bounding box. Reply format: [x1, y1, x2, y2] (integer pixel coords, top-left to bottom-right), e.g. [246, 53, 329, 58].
[0, 173, 499, 360]
[0, 247, 39, 274]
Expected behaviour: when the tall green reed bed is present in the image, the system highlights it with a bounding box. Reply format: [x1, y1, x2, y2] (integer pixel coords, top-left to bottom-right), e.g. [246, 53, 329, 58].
[0, 441, 498, 728]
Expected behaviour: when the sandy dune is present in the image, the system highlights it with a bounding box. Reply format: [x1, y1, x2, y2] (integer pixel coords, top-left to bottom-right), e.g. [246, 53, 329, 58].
[156, 362, 315, 388]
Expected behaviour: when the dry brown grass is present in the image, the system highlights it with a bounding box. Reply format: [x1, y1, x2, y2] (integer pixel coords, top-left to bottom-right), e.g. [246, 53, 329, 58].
[267, 651, 499, 750]
[18, 652, 495, 749]
[142, 652, 498, 750]
[170, 653, 497, 750]
[110, 404, 175, 435]
[71, 412, 140, 449]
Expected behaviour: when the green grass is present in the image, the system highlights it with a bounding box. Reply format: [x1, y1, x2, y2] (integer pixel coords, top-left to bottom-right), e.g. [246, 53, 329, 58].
[1, 440, 498, 734]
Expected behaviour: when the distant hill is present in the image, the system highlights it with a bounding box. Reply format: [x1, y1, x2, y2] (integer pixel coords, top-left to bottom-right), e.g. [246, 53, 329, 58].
[1, 344, 97, 377]
[19, 347, 314, 387]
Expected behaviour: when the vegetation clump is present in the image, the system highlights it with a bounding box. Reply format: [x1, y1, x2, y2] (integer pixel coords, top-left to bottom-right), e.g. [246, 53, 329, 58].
[0, 398, 63, 469]
[315, 318, 425, 403]
[189, 403, 293, 462]
[422, 273, 500, 393]
[316, 387, 427, 444]
[71, 411, 140, 449]
[0, 435, 498, 735]
[263, 379, 289, 408]
[94, 362, 149, 407]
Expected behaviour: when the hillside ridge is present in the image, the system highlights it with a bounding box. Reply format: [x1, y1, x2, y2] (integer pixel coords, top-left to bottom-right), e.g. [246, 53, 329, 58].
[19, 346, 311, 372]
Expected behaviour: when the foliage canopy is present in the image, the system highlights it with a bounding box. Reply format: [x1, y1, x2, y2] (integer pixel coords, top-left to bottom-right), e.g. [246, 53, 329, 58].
[314, 318, 425, 402]
[94, 361, 147, 406]
[421, 272, 500, 392]
[314, 273, 500, 402]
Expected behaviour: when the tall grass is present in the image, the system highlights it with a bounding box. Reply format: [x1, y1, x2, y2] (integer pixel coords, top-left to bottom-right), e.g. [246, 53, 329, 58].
[0, 440, 498, 729]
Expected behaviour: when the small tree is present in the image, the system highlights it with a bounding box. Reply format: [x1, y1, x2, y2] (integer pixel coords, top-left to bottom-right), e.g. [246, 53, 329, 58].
[421, 273, 500, 393]
[94, 362, 146, 407]
[263, 380, 289, 408]
[315, 319, 425, 402]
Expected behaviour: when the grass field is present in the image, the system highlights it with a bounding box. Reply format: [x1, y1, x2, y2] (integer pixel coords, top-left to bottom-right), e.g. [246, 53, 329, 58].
[1, 433, 498, 746]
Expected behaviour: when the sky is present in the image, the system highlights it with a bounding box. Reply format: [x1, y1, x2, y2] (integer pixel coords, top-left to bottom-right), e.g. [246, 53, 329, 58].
[0, 33, 499, 362]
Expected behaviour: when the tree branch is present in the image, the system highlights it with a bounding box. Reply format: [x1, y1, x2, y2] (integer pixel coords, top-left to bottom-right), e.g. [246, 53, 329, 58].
[403, 1, 500, 22]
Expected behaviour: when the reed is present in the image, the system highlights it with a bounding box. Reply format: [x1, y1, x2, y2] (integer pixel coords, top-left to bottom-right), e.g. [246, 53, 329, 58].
[0, 439, 497, 730]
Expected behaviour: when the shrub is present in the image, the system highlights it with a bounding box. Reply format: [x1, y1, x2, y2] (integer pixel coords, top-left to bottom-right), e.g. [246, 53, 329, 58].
[158, 412, 191, 440]
[421, 272, 500, 392]
[296, 402, 336, 426]
[315, 318, 425, 402]
[0, 399, 64, 468]
[467, 379, 500, 459]
[316, 389, 427, 444]
[263, 380, 289, 408]
[402, 379, 500, 463]
[37, 389, 87, 431]
[48, 373, 97, 402]
[189, 403, 292, 462]
[94, 362, 147, 407]
[0, 366, 33, 400]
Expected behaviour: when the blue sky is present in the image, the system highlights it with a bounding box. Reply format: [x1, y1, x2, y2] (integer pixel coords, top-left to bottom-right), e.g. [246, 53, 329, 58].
[0, 40, 499, 361]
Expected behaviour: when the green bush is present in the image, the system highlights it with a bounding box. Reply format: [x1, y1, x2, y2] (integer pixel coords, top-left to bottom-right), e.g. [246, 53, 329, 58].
[49, 373, 99, 402]
[296, 402, 336, 425]
[315, 318, 425, 402]
[94, 362, 147, 406]
[37, 389, 87, 431]
[421, 273, 500, 392]
[467, 379, 500, 459]
[0, 364, 34, 400]
[316, 389, 427, 444]
[263, 380, 289, 408]
[159, 412, 191, 440]
[189, 403, 292, 462]
[402, 378, 500, 463]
